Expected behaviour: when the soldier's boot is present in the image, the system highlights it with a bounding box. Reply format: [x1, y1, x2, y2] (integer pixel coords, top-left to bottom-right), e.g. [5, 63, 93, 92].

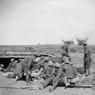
[48, 86, 54, 92]
[39, 84, 44, 90]
[42, 77, 53, 89]
[88, 69, 90, 76]
[51, 78, 60, 91]
[26, 75, 31, 85]
[15, 76, 19, 81]
[62, 77, 70, 89]
[85, 69, 90, 77]
[84, 65, 87, 77]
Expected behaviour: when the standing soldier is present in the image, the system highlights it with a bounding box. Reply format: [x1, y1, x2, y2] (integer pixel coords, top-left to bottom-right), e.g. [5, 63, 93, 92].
[61, 40, 73, 62]
[83, 42, 92, 77]
[77, 38, 92, 77]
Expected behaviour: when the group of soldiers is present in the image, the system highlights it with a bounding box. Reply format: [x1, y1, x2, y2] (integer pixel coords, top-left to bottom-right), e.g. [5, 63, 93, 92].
[1, 39, 92, 91]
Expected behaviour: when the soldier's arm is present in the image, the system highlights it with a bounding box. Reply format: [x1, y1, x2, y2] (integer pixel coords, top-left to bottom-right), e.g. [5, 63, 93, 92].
[61, 46, 64, 50]
[74, 67, 78, 77]
[89, 52, 92, 62]
[54, 67, 64, 80]
[6, 62, 12, 69]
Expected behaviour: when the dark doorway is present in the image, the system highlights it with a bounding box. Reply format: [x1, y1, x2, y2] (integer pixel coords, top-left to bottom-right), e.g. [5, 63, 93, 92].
[0, 58, 23, 68]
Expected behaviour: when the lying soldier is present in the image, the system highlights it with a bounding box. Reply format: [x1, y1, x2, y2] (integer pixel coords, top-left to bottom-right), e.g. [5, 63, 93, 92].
[39, 61, 60, 90]
[49, 61, 81, 92]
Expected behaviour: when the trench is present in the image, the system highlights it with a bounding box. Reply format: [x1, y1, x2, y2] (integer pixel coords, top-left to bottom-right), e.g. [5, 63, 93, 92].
[0, 57, 23, 68]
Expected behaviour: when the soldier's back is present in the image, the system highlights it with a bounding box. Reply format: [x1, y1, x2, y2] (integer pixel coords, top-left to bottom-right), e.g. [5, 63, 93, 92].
[63, 64, 77, 79]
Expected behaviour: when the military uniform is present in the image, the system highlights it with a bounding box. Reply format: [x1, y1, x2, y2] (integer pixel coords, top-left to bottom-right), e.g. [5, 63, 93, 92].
[22, 57, 35, 73]
[14, 62, 23, 76]
[37, 59, 45, 70]
[51, 65, 67, 90]
[41, 63, 57, 89]
[14, 57, 34, 83]
[83, 45, 92, 76]
[52, 63, 77, 90]
[6, 60, 17, 72]
[61, 42, 71, 62]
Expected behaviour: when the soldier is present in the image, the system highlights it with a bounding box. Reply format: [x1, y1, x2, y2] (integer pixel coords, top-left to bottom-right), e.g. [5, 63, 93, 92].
[14, 60, 23, 80]
[21, 56, 35, 84]
[83, 42, 92, 76]
[61, 40, 72, 62]
[0, 64, 4, 72]
[13, 57, 35, 83]
[39, 58, 52, 80]
[62, 62, 77, 84]
[39, 60, 57, 89]
[12, 60, 18, 68]
[6, 58, 15, 71]
[18, 59, 23, 63]
[36, 56, 44, 70]
[49, 60, 78, 91]
[76, 38, 92, 76]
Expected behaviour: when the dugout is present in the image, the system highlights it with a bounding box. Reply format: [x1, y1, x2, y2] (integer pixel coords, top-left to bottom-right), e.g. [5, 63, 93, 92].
[0, 54, 50, 68]
[0, 56, 25, 68]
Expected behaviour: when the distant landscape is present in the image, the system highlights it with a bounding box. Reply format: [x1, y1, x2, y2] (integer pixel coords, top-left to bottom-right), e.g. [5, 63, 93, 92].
[0, 44, 95, 68]
[0, 45, 95, 57]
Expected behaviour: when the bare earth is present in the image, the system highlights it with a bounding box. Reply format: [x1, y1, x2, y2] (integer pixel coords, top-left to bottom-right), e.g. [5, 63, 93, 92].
[0, 71, 95, 95]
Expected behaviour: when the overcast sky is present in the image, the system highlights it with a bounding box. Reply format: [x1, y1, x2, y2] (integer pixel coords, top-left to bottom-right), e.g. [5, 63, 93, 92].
[0, 0, 95, 45]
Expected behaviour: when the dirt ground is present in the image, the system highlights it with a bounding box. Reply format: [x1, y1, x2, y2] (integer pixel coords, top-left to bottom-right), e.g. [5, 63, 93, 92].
[0, 71, 95, 95]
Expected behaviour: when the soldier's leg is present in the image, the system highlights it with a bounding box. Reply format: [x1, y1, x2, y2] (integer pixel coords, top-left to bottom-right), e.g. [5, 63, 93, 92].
[49, 76, 67, 92]
[68, 56, 71, 62]
[88, 68, 90, 76]
[26, 74, 30, 84]
[66, 54, 71, 62]
[61, 54, 65, 63]
[24, 66, 31, 84]
[86, 69, 90, 76]
[84, 63, 87, 76]
[61, 76, 70, 87]
[42, 77, 53, 88]
[87, 62, 91, 76]
[85, 65, 88, 77]
[52, 78, 60, 90]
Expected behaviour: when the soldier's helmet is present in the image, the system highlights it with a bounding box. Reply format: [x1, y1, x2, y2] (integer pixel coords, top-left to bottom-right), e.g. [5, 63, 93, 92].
[18, 59, 23, 62]
[0, 64, 4, 67]
[19, 59, 22, 61]
[47, 60, 54, 66]
[10, 58, 15, 62]
[83, 41, 87, 46]
[61, 40, 74, 45]
[14, 60, 18, 63]
[35, 57, 41, 62]
[43, 57, 49, 62]
[76, 38, 88, 46]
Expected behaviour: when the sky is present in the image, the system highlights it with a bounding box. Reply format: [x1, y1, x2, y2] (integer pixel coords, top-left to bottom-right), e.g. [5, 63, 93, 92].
[0, 0, 95, 45]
